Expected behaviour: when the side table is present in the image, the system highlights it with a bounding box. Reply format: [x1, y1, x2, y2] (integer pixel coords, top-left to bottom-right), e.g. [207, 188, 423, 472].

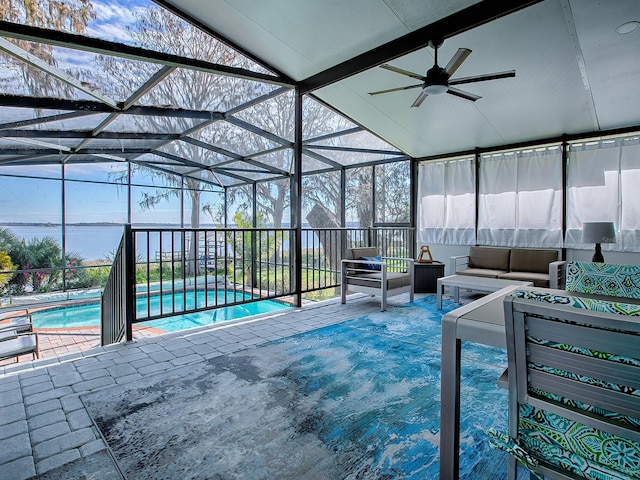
[413, 261, 445, 293]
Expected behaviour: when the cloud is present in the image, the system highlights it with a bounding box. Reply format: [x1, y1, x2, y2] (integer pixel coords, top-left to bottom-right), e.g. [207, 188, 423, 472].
[85, 0, 148, 43]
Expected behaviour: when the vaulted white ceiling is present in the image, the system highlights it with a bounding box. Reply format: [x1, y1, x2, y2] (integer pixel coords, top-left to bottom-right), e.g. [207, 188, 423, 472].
[166, 0, 640, 158]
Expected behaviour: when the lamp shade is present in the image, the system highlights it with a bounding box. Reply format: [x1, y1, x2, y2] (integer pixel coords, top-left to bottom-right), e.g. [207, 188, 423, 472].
[581, 222, 616, 244]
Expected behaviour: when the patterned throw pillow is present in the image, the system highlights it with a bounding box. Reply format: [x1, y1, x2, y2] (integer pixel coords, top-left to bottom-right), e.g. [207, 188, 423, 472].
[566, 261, 640, 299]
[359, 256, 382, 271]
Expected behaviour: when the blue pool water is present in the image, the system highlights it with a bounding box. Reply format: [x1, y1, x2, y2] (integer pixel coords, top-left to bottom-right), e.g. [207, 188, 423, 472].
[30, 290, 290, 332]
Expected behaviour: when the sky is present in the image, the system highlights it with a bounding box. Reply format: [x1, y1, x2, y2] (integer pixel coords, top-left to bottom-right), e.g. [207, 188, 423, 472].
[0, 0, 391, 228]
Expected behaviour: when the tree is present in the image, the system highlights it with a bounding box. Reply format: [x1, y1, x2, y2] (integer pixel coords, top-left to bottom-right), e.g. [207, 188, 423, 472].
[0, 0, 95, 97]
[0, 251, 16, 292]
[227, 96, 349, 228]
[6, 236, 86, 293]
[374, 162, 410, 224]
[0, 227, 20, 253]
[100, 5, 270, 274]
[8, 236, 63, 292]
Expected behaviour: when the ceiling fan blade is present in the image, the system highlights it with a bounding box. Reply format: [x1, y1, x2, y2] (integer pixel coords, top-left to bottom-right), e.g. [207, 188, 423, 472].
[447, 87, 481, 102]
[410, 91, 428, 108]
[368, 84, 422, 96]
[449, 70, 516, 86]
[380, 64, 426, 81]
[444, 48, 472, 76]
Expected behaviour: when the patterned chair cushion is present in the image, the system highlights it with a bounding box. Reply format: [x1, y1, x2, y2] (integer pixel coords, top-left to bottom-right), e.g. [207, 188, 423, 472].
[488, 420, 640, 480]
[565, 261, 640, 299]
[511, 289, 640, 316]
[517, 404, 640, 479]
[489, 289, 640, 479]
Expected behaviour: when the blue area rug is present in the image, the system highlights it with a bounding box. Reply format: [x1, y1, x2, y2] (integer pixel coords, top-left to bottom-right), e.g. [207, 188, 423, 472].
[82, 295, 513, 479]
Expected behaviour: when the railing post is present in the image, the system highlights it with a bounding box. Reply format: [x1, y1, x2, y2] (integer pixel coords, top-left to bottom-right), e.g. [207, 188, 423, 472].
[251, 229, 258, 289]
[124, 224, 134, 342]
[292, 87, 303, 307]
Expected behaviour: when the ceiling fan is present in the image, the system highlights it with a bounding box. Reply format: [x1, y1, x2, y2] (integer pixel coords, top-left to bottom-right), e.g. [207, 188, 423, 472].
[368, 40, 516, 108]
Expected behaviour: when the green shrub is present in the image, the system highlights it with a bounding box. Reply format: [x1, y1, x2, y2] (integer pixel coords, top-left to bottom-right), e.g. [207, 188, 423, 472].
[0, 250, 16, 293]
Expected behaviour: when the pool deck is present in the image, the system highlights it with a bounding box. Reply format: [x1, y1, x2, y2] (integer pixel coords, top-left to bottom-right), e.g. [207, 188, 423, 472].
[0, 322, 166, 366]
[0, 292, 407, 479]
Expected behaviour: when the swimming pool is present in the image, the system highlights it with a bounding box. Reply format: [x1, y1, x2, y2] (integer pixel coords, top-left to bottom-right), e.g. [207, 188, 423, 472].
[30, 290, 291, 333]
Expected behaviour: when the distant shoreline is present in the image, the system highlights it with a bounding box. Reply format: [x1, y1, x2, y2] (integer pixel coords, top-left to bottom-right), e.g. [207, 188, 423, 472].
[1, 222, 218, 228]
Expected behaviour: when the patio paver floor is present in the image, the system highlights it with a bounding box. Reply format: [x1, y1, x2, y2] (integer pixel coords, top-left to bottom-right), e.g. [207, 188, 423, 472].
[0, 293, 402, 479]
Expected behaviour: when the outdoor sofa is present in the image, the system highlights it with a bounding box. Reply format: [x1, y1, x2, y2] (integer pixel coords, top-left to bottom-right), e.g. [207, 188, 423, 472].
[450, 246, 565, 288]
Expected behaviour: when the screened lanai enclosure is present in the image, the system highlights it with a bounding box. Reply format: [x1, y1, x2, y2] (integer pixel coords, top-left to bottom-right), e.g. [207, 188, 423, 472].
[0, 0, 413, 342]
[2, 0, 640, 345]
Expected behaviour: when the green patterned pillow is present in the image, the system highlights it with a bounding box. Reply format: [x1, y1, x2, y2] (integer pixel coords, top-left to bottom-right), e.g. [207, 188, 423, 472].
[517, 404, 640, 479]
[566, 261, 640, 299]
[511, 289, 640, 316]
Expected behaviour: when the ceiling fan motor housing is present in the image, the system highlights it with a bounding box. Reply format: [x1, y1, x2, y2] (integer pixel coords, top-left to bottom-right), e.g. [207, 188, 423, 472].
[424, 65, 449, 94]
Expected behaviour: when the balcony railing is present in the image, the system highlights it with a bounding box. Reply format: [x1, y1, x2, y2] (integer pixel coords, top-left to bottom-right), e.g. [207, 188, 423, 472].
[7, 225, 414, 345]
[131, 227, 296, 325]
[299, 227, 415, 292]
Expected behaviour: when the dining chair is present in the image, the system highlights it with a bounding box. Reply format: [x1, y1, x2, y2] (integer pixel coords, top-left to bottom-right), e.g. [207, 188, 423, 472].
[489, 294, 640, 479]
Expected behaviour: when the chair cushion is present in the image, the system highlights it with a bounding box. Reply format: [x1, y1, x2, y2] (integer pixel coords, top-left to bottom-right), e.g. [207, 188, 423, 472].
[511, 289, 640, 316]
[346, 272, 411, 289]
[490, 405, 640, 480]
[0, 334, 37, 361]
[0, 316, 32, 333]
[457, 268, 507, 278]
[518, 403, 640, 479]
[498, 271, 550, 287]
[359, 255, 382, 271]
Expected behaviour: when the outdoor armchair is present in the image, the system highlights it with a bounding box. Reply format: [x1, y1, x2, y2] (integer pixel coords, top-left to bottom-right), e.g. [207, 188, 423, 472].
[341, 246, 414, 311]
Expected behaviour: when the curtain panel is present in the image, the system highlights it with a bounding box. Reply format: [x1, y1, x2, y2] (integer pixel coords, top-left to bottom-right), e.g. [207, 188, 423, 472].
[417, 158, 475, 245]
[566, 137, 640, 252]
[478, 146, 563, 248]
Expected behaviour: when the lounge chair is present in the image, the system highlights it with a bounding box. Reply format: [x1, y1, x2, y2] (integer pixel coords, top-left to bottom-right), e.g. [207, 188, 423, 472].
[341, 246, 414, 311]
[0, 312, 38, 362]
[0, 314, 33, 334]
[0, 332, 39, 362]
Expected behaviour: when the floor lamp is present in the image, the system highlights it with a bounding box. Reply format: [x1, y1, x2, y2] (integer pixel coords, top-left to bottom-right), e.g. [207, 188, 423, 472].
[581, 222, 616, 263]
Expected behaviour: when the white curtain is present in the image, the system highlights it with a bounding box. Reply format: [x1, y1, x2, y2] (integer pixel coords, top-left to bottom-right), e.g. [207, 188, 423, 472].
[417, 158, 475, 245]
[566, 136, 640, 252]
[478, 146, 563, 247]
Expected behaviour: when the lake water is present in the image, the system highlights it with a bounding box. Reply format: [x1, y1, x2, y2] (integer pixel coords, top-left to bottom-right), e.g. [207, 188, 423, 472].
[3, 224, 122, 262]
[2, 224, 334, 263]
[4, 224, 132, 262]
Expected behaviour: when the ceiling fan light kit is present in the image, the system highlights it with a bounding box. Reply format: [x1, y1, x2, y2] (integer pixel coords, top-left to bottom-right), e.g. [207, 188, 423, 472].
[423, 84, 448, 95]
[369, 40, 515, 107]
